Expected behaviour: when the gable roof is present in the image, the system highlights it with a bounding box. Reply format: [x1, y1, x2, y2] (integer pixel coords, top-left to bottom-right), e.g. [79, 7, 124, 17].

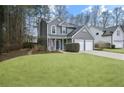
[67, 26, 83, 37]
[102, 26, 118, 36]
[67, 25, 94, 40]
[102, 25, 124, 36]
[48, 17, 63, 24]
[58, 21, 77, 28]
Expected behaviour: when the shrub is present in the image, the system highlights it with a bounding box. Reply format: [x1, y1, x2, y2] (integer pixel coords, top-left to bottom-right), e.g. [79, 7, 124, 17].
[65, 43, 79, 52]
[95, 42, 111, 49]
[111, 44, 115, 49]
[23, 42, 34, 48]
[34, 44, 46, 51]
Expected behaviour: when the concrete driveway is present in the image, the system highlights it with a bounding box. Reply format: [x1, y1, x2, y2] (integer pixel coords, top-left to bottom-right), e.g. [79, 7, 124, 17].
[84, 51, 124, 61]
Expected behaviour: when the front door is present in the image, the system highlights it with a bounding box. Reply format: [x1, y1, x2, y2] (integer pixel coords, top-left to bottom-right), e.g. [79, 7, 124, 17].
[56, 40, 61, 50]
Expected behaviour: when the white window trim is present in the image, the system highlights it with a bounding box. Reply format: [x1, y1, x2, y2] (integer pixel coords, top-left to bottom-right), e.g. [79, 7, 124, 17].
[51, 25, 56, 34]
[62, 26, 66, 34]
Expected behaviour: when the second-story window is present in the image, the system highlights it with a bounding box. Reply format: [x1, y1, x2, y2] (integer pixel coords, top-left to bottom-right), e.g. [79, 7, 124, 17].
[62, 27, 66, 34]
[51, 25, 56, 34]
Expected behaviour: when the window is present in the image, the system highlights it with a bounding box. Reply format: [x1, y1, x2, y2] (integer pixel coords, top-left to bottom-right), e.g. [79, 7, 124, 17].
[62, 27, 66, 34]
[51, 25, 56, 34]
[96, 33, 99, 35]
[117, 30, 120, 36]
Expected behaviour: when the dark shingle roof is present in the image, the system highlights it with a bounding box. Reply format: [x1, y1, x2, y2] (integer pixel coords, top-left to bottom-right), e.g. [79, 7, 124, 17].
[67, 26, 83, 37]
[102, 26, 118, 36]
[58, 21, 77, 28]
[102, 25, 124, 36]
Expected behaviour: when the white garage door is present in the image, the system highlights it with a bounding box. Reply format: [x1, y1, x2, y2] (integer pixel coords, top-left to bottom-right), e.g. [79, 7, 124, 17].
[85, 40, 93, 51]
[75, 39, 84, 51]
[113, 41, 123, 48]
[74, 39, 93, 51]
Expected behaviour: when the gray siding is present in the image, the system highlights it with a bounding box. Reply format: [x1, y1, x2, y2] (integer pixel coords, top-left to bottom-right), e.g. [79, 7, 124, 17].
[48, 18, 62, 35]
[47, 18, 75, 37]
[67, 28, 74, 34]
[72, 29, 94, 40]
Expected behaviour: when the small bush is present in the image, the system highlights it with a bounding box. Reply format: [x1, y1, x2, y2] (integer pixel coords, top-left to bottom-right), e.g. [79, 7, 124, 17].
[34, 44, 46, 51]
[111, 44, 115, 49]
[23, 42, 34, 49]
[65, 43, 79, 52]
[95, 42, 111, 49]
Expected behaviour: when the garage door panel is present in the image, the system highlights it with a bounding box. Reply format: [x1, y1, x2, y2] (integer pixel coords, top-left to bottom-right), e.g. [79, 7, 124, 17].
[74, 39, 93, 51]
[75, 39, 84, 51]
[85, 40, 93, 51]
[113, 42, 123, 48]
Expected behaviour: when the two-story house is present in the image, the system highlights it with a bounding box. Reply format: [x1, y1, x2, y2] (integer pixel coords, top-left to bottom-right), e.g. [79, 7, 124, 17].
[88, 26, 124, 48]
[39, 17, 94, 51]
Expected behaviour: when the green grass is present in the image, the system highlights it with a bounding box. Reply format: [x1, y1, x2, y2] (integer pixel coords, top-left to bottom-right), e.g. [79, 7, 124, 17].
[0, 53, 124, 86]
[103, 48, 124, 54]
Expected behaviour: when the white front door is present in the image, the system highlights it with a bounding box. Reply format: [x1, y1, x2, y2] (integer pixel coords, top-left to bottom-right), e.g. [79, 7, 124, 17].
[85, 40, 93, 51]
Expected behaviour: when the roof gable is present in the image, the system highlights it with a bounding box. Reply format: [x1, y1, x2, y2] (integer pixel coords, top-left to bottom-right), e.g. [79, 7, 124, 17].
[48, 17, 63, 24]
[102, 25, 124, 36]
[67, 25, 94, 40]
[58, 21, 77, 28]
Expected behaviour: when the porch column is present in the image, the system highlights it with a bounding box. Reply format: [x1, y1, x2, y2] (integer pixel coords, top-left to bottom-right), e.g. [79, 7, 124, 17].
[62, 39, 64, 50]
[54, 39, 56, 51]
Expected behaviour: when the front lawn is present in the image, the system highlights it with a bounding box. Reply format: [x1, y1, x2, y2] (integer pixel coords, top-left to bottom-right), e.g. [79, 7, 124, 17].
[103, 48, 124, 54]
[0, 53, 124, 86]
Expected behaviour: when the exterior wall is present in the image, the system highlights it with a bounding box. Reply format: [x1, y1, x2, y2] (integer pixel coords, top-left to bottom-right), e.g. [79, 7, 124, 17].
[47, 18, 62, 35]
[67, 27, 74, 34]
[102, 36, 111, 43]
[47, 18, 75, 38]
[72, 27, 94, 40]
[88, 27, 104, 43]
[112, 27, 124, 48]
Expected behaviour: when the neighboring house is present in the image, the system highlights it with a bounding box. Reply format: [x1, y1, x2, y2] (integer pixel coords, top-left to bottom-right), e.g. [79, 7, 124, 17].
[39, 17, 94, 51]
[102, 25, 124, 48]
[89, 25, 124, 48]
[88, 26, 104, 43]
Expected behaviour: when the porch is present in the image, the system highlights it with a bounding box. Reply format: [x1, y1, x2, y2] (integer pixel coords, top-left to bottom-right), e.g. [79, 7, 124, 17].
[48, 38, 72, 51]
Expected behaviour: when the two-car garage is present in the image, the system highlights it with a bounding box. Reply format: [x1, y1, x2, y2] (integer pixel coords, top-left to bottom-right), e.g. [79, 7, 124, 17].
[69, 26, 94, 51]
[74, 39, 93, 51]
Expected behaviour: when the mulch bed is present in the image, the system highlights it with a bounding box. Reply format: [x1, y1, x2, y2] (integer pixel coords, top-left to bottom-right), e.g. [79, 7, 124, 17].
[0, 49, 30, 62]
[0, 49, 61, 62]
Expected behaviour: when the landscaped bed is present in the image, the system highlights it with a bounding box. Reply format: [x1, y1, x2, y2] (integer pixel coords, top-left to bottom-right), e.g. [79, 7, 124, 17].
[0, 53, 124, 86]
[103, 48, 124, 54]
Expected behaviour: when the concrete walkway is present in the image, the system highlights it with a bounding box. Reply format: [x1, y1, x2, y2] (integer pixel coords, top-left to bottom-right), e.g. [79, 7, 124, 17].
[84, 51, 124, 61]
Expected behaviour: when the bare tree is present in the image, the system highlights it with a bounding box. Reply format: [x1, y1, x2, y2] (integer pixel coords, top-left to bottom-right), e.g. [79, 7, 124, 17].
[53, 5, 69, 20]
[99, 10, 111, 29]
[90, 6, 100, 27]
[84, 12, 90, 25]
[0, 6, 4, 53]
[113, 7, 122, 26]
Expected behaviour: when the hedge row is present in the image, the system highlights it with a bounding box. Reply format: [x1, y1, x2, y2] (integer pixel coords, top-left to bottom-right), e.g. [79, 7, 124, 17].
[65, 43, 80, 52]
